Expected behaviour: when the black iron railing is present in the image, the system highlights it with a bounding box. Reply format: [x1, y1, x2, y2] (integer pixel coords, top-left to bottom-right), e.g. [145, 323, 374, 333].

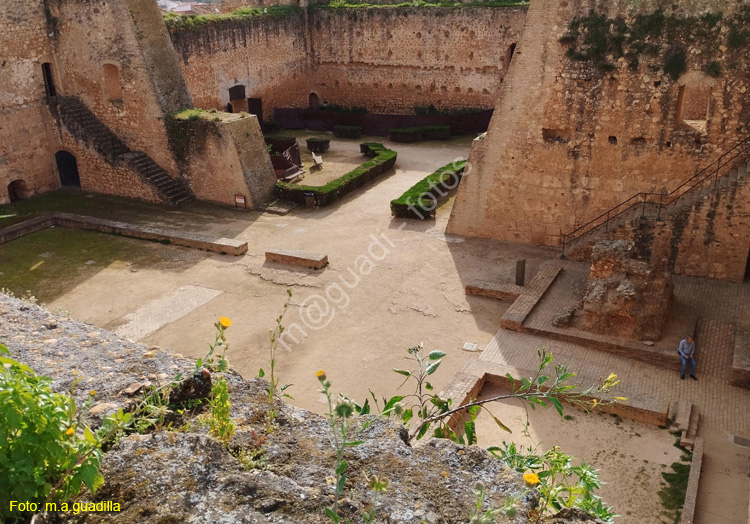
[560, 135, 750, 258]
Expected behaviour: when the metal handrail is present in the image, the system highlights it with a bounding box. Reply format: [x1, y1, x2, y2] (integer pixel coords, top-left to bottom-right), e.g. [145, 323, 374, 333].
[560, 135, 750, 257]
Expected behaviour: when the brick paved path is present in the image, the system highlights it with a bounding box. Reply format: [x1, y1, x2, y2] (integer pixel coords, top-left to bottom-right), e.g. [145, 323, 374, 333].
[480, 260, 750, 438]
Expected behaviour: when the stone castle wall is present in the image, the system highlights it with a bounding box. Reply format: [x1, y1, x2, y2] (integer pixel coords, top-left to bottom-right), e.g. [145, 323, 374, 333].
[447, 0, 750, 275]
[309, 7, 525, 114]
[45, 0, 191, 178]
[0, 0, 57, 204]
[169, 7, 526, 118]
[169, 12, 311, 120]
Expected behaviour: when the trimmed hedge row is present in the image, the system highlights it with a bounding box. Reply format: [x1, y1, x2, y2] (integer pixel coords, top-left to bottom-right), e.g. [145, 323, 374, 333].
[276, 143, 397, 207]
[306, 137, 330, 153]
[333, 125, 362, 139]
[390, 160, 466, 219]
[388, 125, 451, 143]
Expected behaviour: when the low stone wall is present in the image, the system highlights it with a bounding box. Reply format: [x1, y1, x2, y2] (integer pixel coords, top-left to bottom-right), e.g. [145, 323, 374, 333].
[0, 212, 247, 255]
[442, 358, 670, 428]
[731, 327, 750, 389]
[679, 437, 704, 524]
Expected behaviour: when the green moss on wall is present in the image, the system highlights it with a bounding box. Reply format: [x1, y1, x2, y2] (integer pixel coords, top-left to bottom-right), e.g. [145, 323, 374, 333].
[559, 7, 750, 78]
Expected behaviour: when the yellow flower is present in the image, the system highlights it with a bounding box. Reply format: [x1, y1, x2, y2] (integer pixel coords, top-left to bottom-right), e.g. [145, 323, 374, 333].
[315, 370, 327, 381]
[606, 373, 617, 382]
[614, 396, 627, 401]
[592, 398, 598, 406]
[219, 317, 232, 328]
[523, 472, 540, 485]
[90, 390, 96, 396]
[65, 427, 75, 436]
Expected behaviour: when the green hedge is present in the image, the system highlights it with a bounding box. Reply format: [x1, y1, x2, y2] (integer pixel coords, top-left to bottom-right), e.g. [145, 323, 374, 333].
[333, 125, 362, 139]
[388, 125, 451, 143]
[306, 137, 330, 153]
[263, 121, 283, 134]
[276, 143, 397, 207]
[390, 160, 466, 219]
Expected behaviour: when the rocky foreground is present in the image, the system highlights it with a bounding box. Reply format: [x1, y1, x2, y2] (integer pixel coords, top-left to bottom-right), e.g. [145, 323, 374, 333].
[0, 294, 601, 523]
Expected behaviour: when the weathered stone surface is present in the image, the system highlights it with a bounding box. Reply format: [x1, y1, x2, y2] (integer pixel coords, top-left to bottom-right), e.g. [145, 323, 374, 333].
[552, 307, 576, 327]
[580, 240, 673, 341]
[0, 293, 597, 524]
[266, 248, 329, 269]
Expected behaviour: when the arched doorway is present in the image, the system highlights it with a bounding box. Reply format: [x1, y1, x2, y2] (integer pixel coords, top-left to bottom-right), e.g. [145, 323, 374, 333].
[55, 151, 81, 188]
[309, 92, 320, 109]
[7, 180, 28, 203]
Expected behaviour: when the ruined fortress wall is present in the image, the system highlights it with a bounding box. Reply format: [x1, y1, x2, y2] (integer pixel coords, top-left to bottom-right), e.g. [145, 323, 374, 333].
[0, 0, 57, 204]
[448, 0, 750, 249]
[170, 7, 525, 118]
[173, 114, 276, 207]
[169, 13, 311, 120]
[46, 0, 186, 177]
[309, 7, 526, 114]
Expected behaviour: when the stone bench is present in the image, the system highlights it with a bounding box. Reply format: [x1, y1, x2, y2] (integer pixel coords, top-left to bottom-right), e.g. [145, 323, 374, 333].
[465, 280, 524, 302]
[265, 248, 328, 269]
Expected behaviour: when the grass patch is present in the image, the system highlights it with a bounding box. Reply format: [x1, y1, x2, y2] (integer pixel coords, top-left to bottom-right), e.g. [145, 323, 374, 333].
[164, 6, 302, 37]
[0, 229, 168, 302]
[314, 0, 527, 9]
[658, 461, 691, 523]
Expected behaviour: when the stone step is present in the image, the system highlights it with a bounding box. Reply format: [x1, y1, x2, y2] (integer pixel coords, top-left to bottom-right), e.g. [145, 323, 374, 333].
[675, 399, 692, 430]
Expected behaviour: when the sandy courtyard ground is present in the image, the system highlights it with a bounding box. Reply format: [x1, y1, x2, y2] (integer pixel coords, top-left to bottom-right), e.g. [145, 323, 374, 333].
[1, 132, 749, 523]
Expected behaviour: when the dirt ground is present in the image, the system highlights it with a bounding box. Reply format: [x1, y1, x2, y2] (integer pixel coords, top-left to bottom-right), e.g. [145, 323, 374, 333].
[472, 384, 686, 524]
[1, 133, 748, 523]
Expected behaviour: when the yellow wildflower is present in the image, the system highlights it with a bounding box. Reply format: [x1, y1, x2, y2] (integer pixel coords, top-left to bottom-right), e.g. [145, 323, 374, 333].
[219, 317, 232, 328]
[65, 427, 75, 436]
[614, 396, 627, 401]
[90, 390, 96, 396]
[315, 370, 327, 381]
[606, 373, 617, 382]
[592, 398, 598, 407]
[523, 472, 540, 485]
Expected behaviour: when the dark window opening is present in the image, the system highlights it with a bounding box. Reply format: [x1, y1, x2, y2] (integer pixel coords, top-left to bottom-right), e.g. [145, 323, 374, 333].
[228, 84, 246, 101]
[228, 85, 248, 113]
[42, 62, 56, 97]
[248, 97, 263, 128]
[55, 151, 80, 188]
[608, 136, 618, 145]
[745, 247, 750, 281]
[505, 43, 517, 70]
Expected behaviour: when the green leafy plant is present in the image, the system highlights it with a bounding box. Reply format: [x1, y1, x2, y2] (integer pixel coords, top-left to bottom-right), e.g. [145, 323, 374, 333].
[259, 289, 294, 432]
[132, 381, 178, 434]
[488, 442, 616, 522]
[0, 343, 131, 522]
[380, 346, 624, 446]
[209, 378, 234, 444]
[317, 371, 379, 523]
[469, 482, 520, 522]
[197, 317, 232, 372]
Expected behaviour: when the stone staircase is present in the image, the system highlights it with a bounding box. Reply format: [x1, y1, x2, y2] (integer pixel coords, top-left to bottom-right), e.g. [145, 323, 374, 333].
[672, 399, 700, 450]
[55, 96, 193, 205]
[562, 138, 750, 260]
